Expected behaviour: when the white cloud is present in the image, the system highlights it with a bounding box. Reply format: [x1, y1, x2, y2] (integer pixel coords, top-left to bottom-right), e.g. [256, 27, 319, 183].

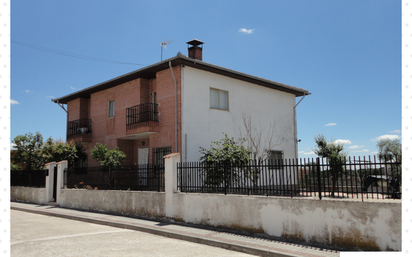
[70, 86, 78, 90]
[332, 139, 352, 145]
[325, 123, 336, 126]
[238, 28, 255, 34]
[11, 143, 17, 150]
[299, 150, 315, 155]
[372, 134, 400, 141]
[348, 145, 364, 149]
[370, 151, 378, 154]
[10, 99, 19, 105]
[45, 96, 54, 99]
[24, 90, 33, 94]
[388, 130, 401, 133]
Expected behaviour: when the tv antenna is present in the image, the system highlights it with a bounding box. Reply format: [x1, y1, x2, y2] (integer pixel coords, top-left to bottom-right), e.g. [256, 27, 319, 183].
[160, 39, 172, 61]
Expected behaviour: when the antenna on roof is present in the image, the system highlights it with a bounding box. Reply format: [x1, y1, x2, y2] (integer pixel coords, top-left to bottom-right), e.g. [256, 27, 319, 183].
[160, 39, 173, 61]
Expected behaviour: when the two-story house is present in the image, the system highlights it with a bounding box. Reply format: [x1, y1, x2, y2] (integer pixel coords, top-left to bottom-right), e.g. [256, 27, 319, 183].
[52, 39, 310, 167]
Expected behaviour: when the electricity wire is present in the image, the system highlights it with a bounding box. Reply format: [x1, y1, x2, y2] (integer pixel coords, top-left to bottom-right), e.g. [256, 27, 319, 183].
[12, 40, 144, 66]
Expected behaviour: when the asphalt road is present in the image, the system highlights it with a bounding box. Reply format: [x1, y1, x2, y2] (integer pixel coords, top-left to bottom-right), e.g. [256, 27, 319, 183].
[11, 210, 256, 257]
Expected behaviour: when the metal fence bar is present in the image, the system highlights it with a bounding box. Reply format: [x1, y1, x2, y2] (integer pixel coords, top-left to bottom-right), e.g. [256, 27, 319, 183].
[66, 165, 165, 191]
[11, 170, 46, 188]
[175, 156, 401, 200]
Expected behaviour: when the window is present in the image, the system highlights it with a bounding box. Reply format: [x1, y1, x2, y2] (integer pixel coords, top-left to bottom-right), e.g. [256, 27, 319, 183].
[108, 100, 115, 118]
[152, 147, 172, 166]
[268, 150, 283, 169]
[210, 88, 228, 110]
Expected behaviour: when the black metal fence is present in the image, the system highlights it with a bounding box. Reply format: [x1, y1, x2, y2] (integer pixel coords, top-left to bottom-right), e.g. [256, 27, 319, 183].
[126, 103, 159, 129]
[67, 119, 92, 137]
[177, 156, 402, 200]
[11, 170, 47, 188]
[66, 164, 165, 191]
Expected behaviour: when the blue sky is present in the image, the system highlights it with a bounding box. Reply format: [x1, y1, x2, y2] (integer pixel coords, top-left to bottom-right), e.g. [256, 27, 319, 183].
[10, 0, 401, 160]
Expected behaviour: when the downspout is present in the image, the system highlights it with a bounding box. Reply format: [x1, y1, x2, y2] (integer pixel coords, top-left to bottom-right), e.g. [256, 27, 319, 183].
[293, 93, 306, 160]
[169, 61, 178, 153]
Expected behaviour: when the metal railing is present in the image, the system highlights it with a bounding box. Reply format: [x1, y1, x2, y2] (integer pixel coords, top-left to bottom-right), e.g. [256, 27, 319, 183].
[177, 156, 402, 200]
[11, 170, 47, 188]
[66, 164, 165, 191]
[126, 103, 159, 129]
[67, 119, 92, 137]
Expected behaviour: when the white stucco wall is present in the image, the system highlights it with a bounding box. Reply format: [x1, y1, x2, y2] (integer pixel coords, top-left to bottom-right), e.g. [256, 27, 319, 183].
[11, 186, 48, 205]
[11, 184, 401, 251]
[181, 66, 296, 162]
[57, 189, 165, 218]
[170, 194, 401, 251]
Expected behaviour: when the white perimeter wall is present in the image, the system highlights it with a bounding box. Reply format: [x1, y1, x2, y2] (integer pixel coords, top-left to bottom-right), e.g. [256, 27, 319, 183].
[11, 186, 401, 251]
[181, 66, 296, 162]
[170, 194, 401, 251]
[11, 186, 48, 205]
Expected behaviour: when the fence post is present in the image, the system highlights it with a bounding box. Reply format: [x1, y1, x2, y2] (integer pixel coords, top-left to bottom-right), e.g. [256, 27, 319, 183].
[224, 162, 227, 195]
[316, 158, 322, 200]
[45, 162, 56, 202]
[56, 160, 68, 205]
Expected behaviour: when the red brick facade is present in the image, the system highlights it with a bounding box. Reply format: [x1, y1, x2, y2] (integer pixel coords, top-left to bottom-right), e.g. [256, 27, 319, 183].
[67, 65, 182, 167]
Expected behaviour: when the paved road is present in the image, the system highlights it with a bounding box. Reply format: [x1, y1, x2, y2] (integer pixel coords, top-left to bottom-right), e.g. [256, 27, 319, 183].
[11, 210, 256, 257]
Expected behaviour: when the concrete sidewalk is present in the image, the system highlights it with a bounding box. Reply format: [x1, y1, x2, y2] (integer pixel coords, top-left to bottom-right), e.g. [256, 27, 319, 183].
[11, 202, 340, 257]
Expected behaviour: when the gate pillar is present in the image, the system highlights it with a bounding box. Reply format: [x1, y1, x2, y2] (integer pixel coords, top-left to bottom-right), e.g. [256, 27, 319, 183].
[45, 162, 56, 202]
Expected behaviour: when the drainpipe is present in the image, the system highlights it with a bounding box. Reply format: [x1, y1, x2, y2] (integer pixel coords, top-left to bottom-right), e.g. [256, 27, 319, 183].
[169, 61, 178, 154]
[293, 93, 306, 160]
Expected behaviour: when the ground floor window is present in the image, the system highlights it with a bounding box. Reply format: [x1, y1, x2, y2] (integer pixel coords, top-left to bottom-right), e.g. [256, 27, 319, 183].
[268, 150, 283, 169]
[152, 147, 172, 166]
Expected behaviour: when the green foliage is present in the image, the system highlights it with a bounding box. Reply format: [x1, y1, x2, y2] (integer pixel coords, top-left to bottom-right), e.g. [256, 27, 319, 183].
[12, 132, 46, 170]
[42, 138, 78, 167]
[90, 143, 126, 169]
[312, 133, 347, 196]
[376, 138, 402, 183]
[11, 132, 85, 170]
[90, 143, 126, 189]
[376, 138, 401, 161]
[199, 134, 250, 187]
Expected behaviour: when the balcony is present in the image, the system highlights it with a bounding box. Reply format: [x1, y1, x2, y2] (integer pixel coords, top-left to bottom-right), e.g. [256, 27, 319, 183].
[67, 119, 92, 142]
[125, 103, 159, 138]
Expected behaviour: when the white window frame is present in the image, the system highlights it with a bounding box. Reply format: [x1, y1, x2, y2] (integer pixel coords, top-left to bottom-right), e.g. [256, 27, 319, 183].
[108, 100, 115, 118]
[210, 88, 229, 111]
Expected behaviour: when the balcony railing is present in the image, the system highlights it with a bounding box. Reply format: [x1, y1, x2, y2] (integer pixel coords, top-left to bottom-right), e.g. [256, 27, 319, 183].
[126, 103, 159, 129]
[67, 119, 92, 137]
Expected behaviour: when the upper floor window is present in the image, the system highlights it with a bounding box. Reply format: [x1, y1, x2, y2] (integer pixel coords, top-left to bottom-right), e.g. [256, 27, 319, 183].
[108, 100, 115, 118]
[210, 88, 228, 110]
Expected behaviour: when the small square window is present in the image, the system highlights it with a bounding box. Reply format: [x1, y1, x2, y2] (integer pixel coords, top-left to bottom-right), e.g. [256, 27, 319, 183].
[108, 100, 115, 118]
[268, 150, 283, 169]
[210, 88, 228, 110]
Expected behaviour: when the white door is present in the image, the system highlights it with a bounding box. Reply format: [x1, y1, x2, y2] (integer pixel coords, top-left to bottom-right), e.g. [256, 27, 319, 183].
[138, 147, 149, 165]
[138, 147, 148, 185]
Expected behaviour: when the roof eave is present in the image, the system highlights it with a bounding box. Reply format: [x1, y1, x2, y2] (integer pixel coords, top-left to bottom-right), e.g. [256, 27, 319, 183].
[52, 54, 310, 104]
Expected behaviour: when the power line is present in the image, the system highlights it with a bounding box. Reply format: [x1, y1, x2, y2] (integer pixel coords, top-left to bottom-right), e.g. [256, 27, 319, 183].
[12, 40, 144, 66]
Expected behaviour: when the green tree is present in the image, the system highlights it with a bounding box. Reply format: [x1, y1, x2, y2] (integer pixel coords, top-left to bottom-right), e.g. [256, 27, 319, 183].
[11, 132, 85, 170]
[312, 133, 347, 197]
[11, 132, 46, 170]
[90, 143, 126, 188]
[376, 138, 401, 162]
[42, 138, 78, 167]
[376, 138, 402, 183]
[199, 134, 250, 189]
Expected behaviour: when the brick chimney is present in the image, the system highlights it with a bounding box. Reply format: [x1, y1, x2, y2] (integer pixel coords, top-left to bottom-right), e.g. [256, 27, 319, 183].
[187, 39, 204, 61]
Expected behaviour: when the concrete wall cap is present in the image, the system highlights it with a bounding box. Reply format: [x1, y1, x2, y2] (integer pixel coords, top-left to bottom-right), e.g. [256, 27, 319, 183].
[163, 153, 180, 159]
